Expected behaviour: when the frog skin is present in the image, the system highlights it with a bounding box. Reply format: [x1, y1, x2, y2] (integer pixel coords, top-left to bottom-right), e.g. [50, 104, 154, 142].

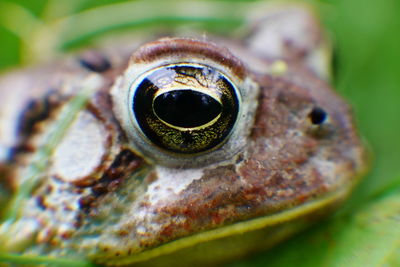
[0, 4, 367, 267]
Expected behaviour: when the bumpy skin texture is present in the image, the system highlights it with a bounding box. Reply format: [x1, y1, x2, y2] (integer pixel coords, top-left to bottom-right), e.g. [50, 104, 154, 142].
[0, 5, 367, 267]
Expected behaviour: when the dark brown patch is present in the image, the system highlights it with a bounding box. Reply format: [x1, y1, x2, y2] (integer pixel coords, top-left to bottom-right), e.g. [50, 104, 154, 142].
[78, 195, 96, 212]
[131, 38, 246, 79]
[45, 185, 53, 194]
[12, 90, 64, 157]
[36, 195, 46, 210]
[95, 149, 143, 191]
[91, 183, 108, 196]
[118, 230, 129, 237]
[79, 50, 111, 73]
[60, 231, 73, 240]
[77, 149, 143, 217]
[74, 177, 97, 188]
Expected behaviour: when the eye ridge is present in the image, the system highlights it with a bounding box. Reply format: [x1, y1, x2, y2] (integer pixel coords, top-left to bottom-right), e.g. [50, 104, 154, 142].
[132, 64, 239, 154]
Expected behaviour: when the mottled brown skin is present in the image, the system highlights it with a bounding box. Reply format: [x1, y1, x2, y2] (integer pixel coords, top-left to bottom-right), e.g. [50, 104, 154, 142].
[0, 4, 367, 267]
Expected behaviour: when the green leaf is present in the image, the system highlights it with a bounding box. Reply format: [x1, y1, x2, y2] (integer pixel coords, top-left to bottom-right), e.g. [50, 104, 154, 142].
[326, 191, 400, 267]
[0, 252, 98, 267]
[232, 183, 400, 267]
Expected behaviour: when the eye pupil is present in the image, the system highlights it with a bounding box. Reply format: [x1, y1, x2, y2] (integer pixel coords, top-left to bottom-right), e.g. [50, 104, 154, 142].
[153, 90, 222, 128]
[309, 107, 327, 125]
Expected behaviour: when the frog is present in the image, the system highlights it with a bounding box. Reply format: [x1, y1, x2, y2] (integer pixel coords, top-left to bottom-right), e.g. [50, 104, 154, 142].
[0, 2, 368, 267]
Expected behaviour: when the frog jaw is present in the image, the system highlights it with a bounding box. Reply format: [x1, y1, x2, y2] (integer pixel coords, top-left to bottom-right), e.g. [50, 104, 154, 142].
[93, 183, 353, 266]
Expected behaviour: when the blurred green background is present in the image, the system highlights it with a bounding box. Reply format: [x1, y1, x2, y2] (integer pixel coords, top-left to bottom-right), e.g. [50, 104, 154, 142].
[0, 0, 399, 266]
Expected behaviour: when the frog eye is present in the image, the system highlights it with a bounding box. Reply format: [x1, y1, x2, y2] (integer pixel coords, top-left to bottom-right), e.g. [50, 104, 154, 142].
[112, 38, 258, 167]
[132, 64, 239, 154]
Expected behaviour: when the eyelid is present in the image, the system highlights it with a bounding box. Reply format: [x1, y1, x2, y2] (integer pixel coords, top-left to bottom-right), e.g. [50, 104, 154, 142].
[129, 37, 246, 80]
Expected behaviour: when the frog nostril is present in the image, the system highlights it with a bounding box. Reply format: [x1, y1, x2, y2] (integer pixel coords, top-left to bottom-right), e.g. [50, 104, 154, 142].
[309, 107, 327, 125]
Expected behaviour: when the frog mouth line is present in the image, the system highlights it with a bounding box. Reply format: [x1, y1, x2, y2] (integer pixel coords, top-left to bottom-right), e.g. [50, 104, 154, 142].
[94, 182, 355, 266]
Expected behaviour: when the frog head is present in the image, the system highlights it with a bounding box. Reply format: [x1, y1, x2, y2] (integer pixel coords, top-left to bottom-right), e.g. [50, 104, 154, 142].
[0, 4, 368, 266]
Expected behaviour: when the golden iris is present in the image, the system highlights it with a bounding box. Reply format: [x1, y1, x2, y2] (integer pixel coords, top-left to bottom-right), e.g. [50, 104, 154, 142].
[132, 64, 239, 154]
